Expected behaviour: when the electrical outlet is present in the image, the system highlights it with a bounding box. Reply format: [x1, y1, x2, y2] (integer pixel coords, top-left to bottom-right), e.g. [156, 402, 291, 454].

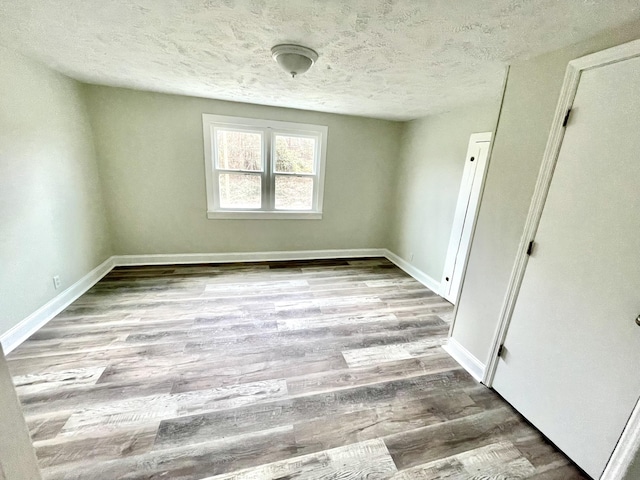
[53, 275, 61, 290]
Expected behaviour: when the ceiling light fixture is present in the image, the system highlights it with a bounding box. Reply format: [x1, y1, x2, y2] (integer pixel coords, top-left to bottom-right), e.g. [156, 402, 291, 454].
[271, 44, 318, 78]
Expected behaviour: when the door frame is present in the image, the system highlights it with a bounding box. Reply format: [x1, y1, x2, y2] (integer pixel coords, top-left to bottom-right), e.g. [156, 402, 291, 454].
[482, 38, 640, 478]
[440, 132, 492, 305]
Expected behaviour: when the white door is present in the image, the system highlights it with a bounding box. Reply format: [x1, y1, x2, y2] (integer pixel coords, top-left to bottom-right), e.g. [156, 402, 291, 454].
[440, 133, 492, 304]
[492, 54, 640, 478]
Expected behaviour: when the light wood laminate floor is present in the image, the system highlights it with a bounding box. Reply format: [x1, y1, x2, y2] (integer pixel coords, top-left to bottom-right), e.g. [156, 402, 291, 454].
[7, 258, 588, 480]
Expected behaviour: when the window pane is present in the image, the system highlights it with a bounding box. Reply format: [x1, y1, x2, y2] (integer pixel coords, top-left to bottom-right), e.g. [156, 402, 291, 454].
[275, 135, 315, 174]
[219, 173, 261, 208]
[217, 130, 262, 171]
[275, 175, 313, 210]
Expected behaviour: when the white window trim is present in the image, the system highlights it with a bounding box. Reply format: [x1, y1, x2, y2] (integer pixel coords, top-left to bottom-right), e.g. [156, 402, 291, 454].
[202, 114, 328, 220]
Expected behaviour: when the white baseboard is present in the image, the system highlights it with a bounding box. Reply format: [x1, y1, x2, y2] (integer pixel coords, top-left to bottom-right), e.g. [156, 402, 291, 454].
[384, 249, 441, 294]
[112, 249, 387, 266]
[442, 337, 485, 383]
[0, 257, 115, 354]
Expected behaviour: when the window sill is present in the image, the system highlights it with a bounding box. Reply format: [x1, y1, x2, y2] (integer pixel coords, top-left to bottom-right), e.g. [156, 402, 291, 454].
[207, 210, 323, 220]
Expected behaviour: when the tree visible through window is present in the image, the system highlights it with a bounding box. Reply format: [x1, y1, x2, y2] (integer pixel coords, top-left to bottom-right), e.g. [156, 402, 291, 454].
[274, 135, 315, 210]
[202, 114, 327, 219]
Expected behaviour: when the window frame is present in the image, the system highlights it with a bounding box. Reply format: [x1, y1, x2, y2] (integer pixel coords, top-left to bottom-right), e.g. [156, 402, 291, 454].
[202, 114, 328, 220]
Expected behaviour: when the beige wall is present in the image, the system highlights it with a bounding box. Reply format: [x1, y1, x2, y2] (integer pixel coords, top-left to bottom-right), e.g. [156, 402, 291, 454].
[452, 21, 640, 365]
[389, 103, 500, 282]
[84, 86, 402, 255]
[0, 345, 41, 479]
[0, 47, 111, 337]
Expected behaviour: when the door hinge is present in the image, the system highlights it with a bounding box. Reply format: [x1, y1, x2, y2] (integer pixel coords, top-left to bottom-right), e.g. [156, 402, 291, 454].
[497, 344, 505, 358]
[562, 108, 572, 127]
[526, 240, 535, 256]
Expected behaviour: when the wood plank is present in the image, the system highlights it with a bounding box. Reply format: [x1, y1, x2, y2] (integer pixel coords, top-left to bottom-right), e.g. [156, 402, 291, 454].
[13, 366, 106, 395]
[60, 379, 288, 435]
[392, 441, 535, 479]
[34, 423, 157, 468]
[201, 438, 398, 480]
[341, 339, 446, 368]
[385, 407, 531, 469]
[41, 426, 297, 480]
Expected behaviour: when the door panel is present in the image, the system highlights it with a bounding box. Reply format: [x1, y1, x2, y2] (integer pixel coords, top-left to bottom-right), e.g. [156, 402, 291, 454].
[493, 55, 640, 478]
[441, 135, 491, 304]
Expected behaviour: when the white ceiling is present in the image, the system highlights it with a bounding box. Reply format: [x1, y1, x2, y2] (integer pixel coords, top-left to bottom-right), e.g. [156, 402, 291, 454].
[1, 0, 639, 120]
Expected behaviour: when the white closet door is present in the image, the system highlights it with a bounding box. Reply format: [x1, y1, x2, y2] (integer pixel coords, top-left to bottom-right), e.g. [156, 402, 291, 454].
[493, 54, 640, 478]
[440, 133, 491, 304]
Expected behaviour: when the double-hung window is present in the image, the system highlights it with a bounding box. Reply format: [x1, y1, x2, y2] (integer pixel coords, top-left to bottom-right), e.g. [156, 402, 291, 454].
[202, 114, 328, 219]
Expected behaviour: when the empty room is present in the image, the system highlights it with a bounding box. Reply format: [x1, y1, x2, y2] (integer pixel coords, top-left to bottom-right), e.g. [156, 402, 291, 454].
[1, 1, 640, 479]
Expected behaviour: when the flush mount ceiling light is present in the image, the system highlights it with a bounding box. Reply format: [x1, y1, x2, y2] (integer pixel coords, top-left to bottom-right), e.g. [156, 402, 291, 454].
[271, 44, 318, 78]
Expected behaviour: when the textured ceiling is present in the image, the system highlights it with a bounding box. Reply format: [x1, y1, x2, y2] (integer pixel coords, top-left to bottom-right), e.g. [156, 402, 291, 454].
[1, 0, 639, 120]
